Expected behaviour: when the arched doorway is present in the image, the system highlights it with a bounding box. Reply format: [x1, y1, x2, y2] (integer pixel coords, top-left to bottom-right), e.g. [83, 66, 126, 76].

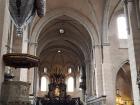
[116, 62, 134, 105]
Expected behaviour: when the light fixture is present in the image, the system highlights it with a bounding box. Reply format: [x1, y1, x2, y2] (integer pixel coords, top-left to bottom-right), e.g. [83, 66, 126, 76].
[57, 50, 61, 53]
[59, 29, 64, 34]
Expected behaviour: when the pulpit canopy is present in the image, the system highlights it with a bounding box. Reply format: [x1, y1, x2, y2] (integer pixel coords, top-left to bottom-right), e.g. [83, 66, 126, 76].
[3, 53, 40, 68]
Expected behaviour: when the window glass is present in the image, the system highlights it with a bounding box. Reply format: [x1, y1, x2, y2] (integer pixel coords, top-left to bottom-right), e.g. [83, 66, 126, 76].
[79, 77, 82, 90]
[44, 67, 47, 73]
[79, 77, 82, 82]
[117, 16, 128, 39]
[67, 77, 74, 92]
[68, 68, 72, 74]
[41, 76, 47, 91]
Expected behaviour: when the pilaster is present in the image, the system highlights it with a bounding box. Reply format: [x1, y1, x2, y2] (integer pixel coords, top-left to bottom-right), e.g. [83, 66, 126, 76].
[102, 46, 115, 105]
[127, 0, 140, 105]
[0, 0, 10, 96]
[94, 46, 103, 97]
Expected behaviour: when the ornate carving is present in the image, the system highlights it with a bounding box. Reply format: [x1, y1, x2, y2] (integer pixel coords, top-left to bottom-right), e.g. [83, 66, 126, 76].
[1, 81, 31, 105]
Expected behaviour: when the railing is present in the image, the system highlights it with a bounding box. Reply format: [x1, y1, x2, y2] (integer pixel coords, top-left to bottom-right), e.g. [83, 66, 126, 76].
[29, 95, 36, 105]
[35, 97, 83, 105]
[86, 96, 106, 105]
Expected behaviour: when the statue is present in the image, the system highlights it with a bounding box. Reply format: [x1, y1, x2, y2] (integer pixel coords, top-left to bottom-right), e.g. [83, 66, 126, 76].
[9, 0, 46, 36]
[54, 87, 60, 96]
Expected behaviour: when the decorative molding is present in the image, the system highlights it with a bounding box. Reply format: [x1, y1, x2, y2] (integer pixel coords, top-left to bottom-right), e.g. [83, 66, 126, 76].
[93, 43, 110, 48]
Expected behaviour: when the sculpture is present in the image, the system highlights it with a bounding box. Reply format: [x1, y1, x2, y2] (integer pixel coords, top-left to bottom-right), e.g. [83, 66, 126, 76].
[9, 0, 46, 36]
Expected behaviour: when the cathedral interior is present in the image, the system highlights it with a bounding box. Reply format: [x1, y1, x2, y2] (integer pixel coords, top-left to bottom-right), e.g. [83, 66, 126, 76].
[0, 0, 140, 105]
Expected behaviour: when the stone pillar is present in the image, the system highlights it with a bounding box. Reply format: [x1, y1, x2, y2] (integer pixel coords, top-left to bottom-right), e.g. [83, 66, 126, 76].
[9, 22, 14, 53]
[102, 46, 115, 105]
[0, 0, 10, 96]
[20, 27, 28, 82]
[28, 68, 34, 94]
[85, 59, 92, 96]
[33, 67, 38, 96]
[90, 59, 96, 96]
[28, 41, 38, 95]
[127, 0, 140, 105]
[94, 46, 103, 97]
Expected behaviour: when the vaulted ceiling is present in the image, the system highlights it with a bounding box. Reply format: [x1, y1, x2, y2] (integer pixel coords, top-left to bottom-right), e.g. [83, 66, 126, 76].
[38, 16, 92, 70]
[29, 0, 124, 73]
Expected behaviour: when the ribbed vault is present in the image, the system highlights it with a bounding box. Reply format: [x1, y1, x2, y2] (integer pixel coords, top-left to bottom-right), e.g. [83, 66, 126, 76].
[37, 15, 92, 74]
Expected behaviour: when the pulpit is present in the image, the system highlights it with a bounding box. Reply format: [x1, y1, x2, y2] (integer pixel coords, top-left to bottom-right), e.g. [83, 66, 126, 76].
[1, 53, 40, 105]
[1, 81, 31, 105]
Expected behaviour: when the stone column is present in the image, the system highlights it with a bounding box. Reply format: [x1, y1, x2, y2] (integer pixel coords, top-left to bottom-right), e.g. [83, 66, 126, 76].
[28, 68, 34, 94]
[90, 59, 96, 96]
[33, 67, 38, 96]
[102, 46, 115, 105]
[28, 43, 38, 95]
[94, 46, 103, 97]
[85, 59, 92, 96]
[9, 22, 14, 53]
[0, 0, 10, 96]
[127, 0, 140, 105]
[20, 27, 28, 82]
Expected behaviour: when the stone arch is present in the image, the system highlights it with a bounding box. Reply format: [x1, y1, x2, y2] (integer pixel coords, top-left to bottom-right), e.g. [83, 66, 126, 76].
[28, 8, 97, 98]
[103, 0, 124, 43]
[114, 59, 129, 77]
[29, 8, 99, 55]
[115, 60, 134, 104]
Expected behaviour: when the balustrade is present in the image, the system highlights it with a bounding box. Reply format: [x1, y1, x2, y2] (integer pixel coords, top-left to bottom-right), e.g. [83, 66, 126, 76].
[87, 96, 106, 105]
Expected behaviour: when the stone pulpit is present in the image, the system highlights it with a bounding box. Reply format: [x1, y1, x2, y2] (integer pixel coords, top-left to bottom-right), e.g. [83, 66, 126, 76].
[1, 81, 31, 105]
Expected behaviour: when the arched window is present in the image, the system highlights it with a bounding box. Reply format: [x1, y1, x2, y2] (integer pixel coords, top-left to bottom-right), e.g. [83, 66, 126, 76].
[67, 76, 74, 92]
[79, 77, 82, 90]
[41, 76, 47, 91]
[117, 16, 128, 39]
[79, 77, 82, 82]
[68, 67, 72, 74]
[44, 67, 47, 73]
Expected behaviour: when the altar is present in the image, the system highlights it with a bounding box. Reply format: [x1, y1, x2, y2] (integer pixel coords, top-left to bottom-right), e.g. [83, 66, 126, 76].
[36, 73, 82, 105]
[47, 80, 66, 100]
[36, 96, 81, 105]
